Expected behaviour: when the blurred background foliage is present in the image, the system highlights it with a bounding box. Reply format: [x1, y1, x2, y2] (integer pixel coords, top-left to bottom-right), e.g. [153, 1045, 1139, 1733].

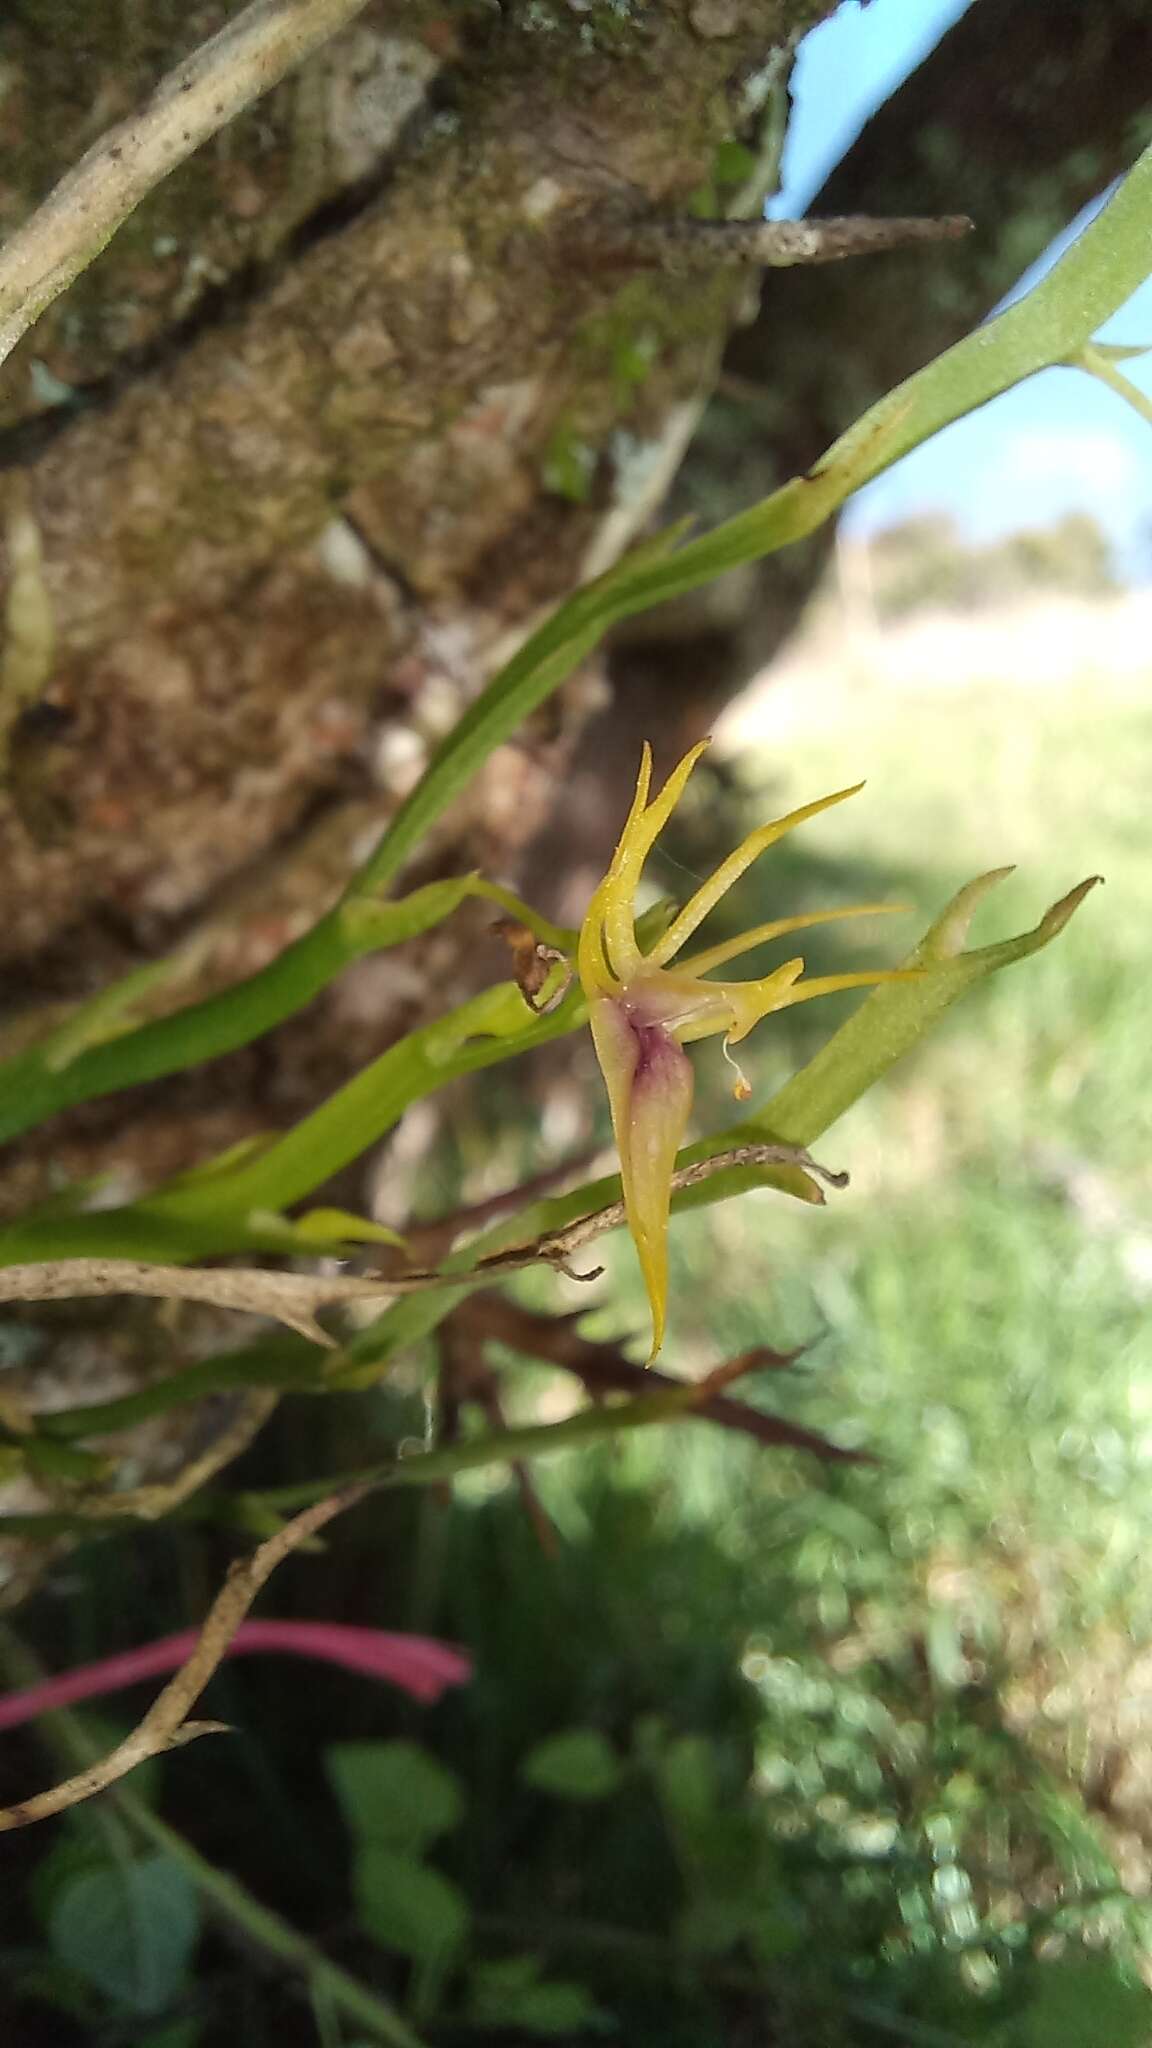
[5, 509, 1152, 2046]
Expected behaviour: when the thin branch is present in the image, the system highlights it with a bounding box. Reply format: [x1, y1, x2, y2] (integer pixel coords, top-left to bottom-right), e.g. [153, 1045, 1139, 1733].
[494, 1142, 847, 1274]
[0, 1479, 375, 1830]
[0, 1258, 405, 1347]
[459, 1295, 870, 1465]
[0, 1142, 845, 1341]
[0, 0, 373, 368]
[564, 209, 973, 275]
[399, 1148, 600, 1265]
[81, 1390, 278, 1521]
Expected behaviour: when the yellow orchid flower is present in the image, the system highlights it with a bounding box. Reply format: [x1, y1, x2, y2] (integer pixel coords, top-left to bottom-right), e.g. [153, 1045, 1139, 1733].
[577, 740, 913, 1360]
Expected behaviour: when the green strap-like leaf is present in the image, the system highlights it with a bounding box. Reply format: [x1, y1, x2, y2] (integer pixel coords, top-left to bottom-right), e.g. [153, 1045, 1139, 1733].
[0, 876, 482, 1147]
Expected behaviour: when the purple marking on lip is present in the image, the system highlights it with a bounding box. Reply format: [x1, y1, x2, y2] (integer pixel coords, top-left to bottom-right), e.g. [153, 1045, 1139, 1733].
[629, 1016, 670, 1085]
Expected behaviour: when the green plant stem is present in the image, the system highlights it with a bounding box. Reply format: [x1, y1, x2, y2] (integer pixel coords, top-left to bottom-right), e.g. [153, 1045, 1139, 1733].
[0, 1380, 708, 1537]
[231, 1380, 708, 1516]
[0, 1623, 425, 2048]
[1075, 340, 1152, 426]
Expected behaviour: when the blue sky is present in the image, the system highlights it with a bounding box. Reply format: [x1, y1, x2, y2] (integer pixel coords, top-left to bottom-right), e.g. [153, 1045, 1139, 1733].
[772, 0, 1152, 573]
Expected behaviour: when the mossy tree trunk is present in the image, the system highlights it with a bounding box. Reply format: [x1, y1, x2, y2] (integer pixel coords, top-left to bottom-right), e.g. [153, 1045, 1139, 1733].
[1, 0, 831, 1171]
[0, 0, 1147, 1584]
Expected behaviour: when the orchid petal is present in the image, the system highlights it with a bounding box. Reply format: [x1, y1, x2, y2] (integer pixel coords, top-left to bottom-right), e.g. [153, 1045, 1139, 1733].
[770, 967, 924, 1013]
[645, 782, 863, 968]
[603, 741, 708, 978]
[679, 901, 907, 979]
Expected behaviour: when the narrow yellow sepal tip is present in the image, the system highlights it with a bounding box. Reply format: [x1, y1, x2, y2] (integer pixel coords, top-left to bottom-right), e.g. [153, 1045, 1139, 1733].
[578, 743, 892, 1359]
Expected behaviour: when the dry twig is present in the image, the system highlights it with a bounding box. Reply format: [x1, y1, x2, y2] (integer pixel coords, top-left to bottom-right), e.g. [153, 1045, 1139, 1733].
[564, 209, 973, 275]
[0, 1142, 843, 1341]
[460, 1293, 869, 1465]
[0, 1258, 415, 1347]
[495, 1142, 846, 1276]
[0, 1478, 375, 1830]
[435, 1321, 559, 1555]
[0, 0, 373, 367]
[82, 1391, 279, 1522]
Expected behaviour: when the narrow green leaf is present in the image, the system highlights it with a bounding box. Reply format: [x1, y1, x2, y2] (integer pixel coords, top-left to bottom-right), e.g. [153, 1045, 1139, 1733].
[37, 944, 210, 1073]
[735, 872, 1102, 1155]
[0, 876, 479, 1148]
[244, 1207, 408, 1252]
[16, 1436, 113, 1483]
[36, 1336, 318, 1440]
[3, 145, 1146, 1157]
[0, 978, 583, 1264]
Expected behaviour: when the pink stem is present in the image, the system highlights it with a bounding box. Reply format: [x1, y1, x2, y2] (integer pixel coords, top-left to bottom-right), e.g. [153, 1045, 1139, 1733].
[0, 1621, 472, 1730]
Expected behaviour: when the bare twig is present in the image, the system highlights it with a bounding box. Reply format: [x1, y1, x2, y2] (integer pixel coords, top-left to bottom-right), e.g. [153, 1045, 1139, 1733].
[459, 1294, 869, 1465]
[0, 1479, 375, 1830]
[0, 0, 373, 368]
[564, 210, 973, 275]
[437, 1322, 558, 1554]
[400, 1149, 600, 1265]
[82, 1390, 278, 1521]
[497, 1142, 847, 1273]
[0, 1258, 407, 1346]
[0, 1143, 843, 1341]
